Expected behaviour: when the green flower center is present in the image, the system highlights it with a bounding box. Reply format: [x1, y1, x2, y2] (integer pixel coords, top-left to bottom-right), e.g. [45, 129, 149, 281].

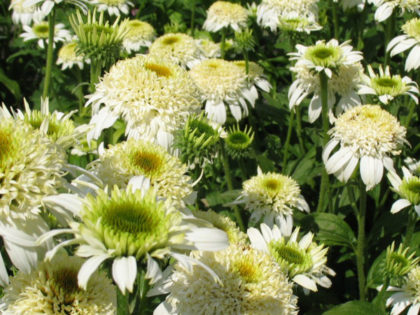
[371, 76, 404, 97]
[399, 177, 420, 205]
[190, 120, 218, 138]
[227, 132, 249, 146]
[131, 150, 163, 175]
[25, 111, 74, 141]
[144, 63, 172, 77]
[402, 18, 420, 41]
[263, 178, 281, 191]
[305, 45, 341, 68]
[279, 17, 309, 31]
[33, 22, 49, 38]
[269, 240, 313, 277]
[162, 35, 180, 45]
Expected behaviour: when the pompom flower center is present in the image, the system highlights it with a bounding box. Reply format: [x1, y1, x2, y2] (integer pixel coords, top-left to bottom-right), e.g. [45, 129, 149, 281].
[0, 130, 12, 165]
[263, 178, 282, 191]
[131, 150, 162, 174]
[51, 268, 80, 296]
[402, 18, 420, 41]
[162, 35, 180, 45]
[233, 257, 262, 283]
[144, 63, 172, 77]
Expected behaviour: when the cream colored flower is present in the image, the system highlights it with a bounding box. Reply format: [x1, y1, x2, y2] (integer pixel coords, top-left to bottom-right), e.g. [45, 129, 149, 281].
[90, 0, 133, 16]
[388, 166, 420, 216]
[190, 59, 255, 124]
[86, 54, 201, 148]
[1, 254, 117, 315]
[203, 1, 248, 32]
[369, 0, 420, 22]
[20, 19, 71, 49]
[324, 105, 407, 190]
[149, 33, 203, 68]
[9, 0, 37, 25]
[123, 19, 155, 53]
[57, 41, 89, 70]
[156, 244, 298, 314]
[235, 171, 309, 229]
[248, 224, 335, 292]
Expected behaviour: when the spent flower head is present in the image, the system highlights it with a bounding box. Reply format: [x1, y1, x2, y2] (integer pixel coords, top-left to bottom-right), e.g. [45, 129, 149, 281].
[324, 105, 407, 190]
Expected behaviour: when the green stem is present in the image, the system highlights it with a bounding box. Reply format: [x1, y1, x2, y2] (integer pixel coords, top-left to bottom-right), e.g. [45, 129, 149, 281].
[42, 7, 56, 99]
[331, 0, 339, 39]
[356, 180, 367, 301]
[244, 50, 249, 75]
[316, 71, 330, 212]
[282, 109, 295, 172]
[116, 288, 130, 315]
[403, 209, 417, 247]
[384, 13, 394, 66]
[404, 100, 416, 128]
[137, 269, 150, 315]
[221, 144, 245, 231]
[220, 28, 227, 59]
[376, 277, 390, 313]
[89, 60, 102, 93]
[356, 6, 367, 51]
[295, 106, 305, 152]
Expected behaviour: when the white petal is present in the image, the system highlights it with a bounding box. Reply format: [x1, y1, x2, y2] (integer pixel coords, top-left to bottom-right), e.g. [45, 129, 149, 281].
[375, 3, 394, 22]
[128, 176, 151, 195]
[185, 228, 229, 251]
[387, 171, 402, 190]
[308, 94, 322, 123]
[407, 303, 420, 315]
[171, 252, 221, 283]
[360, 156, 383, 190]
[317, 275, 332, 288]
[340, 155, 359, 182]
[322, 140, 339, 163]
[4, 241, 37, 273]
[247, 228, 268, 252]
[325, 147, 353, 175]
[112, 256, 137, 294]
[229, 104, 242, 121]
[390, 199, 411, 214]
[298, 232, 313, 249]
[0, 253, 9, 286]
[405, 45, 420, 71]
[146, 255, 162, 285]
[43, 194, 83, 217]
[414, 205, 420, 216]
[78, 254, 110, 290]
[293, 274, 318, 291]
[205, 100, 226, 124]
[153, 301, 173, 315]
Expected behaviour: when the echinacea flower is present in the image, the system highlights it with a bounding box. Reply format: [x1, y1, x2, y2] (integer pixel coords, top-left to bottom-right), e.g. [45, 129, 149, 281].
[234, 170, 309, 229]
[88, 138, 195, 206]
[153, 244, 298, 314]
[369, 0, 420, 22]
[359, 65, 419, 104]
[387, 18, 420, 72]
[39, 179, 229, 294]
[248, 224, 335, 292]
[323, 105, 407, 190]
[86, 54, 201, 148]
[123, 19, 155, 53]
[277, 11, 322, 33]
[233, 60, 272, 96]
[387, 166, 420, 216]
[189, 59, 255, 124]
[386, 265, 420, 315]
[203, 1, 248, 33]
[289, 39, 364, 122]
[149, 33, 203, 68]
[0, 254, 116, 315]
[57, 41, 89, 70]
[89, 0, 133, 16]
[20, 19, 71, 49]
[9, 0, 37, 25]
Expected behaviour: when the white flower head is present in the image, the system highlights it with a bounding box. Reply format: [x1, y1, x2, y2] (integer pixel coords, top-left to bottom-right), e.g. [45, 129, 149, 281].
[123, 19, 155, 53]
[386, 265, 420, 315]
[0, 254, 117, 315]
[359, 65, 419, 105]
[86, 54, 201, 149]
[9, 0, 37, 25]
[39, 185, 229, 294]
[369, 0, 420, 22]
[387, 166, 420, 216]
[388, 18, 420, 72]
[90, 0, 133, 16]
[20, 18, 71, 49]
[157, 244, 298, 314]
[323, 105, 407, 190]
[277, 11, 322, 33]
[248, 224, 335, 292]
[235, 172, 309, 229]
[203, 1, 249, 32]
[190, 59, 256, 124]
[57, 41, 89, 70]
[23, 0, 88, 16]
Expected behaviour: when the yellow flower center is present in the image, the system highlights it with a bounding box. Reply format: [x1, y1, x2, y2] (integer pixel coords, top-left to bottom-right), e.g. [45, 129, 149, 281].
[263, 178, 281, 191]
[162, 35, 180, 45]
[131, 150, 163, 174]
[144, 63, 172, 77]
[234, 258, 262, 283]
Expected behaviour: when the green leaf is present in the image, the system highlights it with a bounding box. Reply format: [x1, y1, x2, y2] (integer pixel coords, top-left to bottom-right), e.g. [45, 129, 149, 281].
[255, 153, 276, 172]
[366, 250, 386, 289]
[311, 213, 356, 248]
[0, 68, 21, 99]
[203, 190, 241, 207]
[323, 301, 385, 315]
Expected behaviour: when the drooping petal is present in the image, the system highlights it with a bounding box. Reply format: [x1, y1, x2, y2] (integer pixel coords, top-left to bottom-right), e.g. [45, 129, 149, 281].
[112, 256, 137, 294]
[185, 228, 229, 251]
[247, 227, 269, 252]
[360, 156, 383, 190]
[390, 199, 411, 214]
[78, 254, 111, 290]
[293, 274, 317, 291]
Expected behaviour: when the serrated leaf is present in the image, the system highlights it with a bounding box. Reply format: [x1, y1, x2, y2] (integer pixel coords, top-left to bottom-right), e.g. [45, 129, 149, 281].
[311, 213, 356, 248]
[323, 301, 385, 315]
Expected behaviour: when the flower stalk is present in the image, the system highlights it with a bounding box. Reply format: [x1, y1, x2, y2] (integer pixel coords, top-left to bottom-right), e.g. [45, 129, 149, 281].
[356, 179, 367, 301]
[403, 209, 418, 247]
[42, 7, 56, 99]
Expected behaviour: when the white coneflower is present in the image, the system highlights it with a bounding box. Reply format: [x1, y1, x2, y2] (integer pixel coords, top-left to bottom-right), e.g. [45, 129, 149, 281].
[257, 0, 319, 32]
[277, 11, 322, 33]
[386, 265, 420, 315]
[89, 0, 133, 16]
[248, 224, 335, 292]
[289, 39, 364, 123]
[39, 180, 229, 294]
[388, 18, 420, 72]
[323, 105, 407, 190]
[203, 1, 248, 32]
[369, 0, 420, 22]
[9, 0, 37, 25]
[1, 254, 116, 315]
[123, 19, 155, 53]
[57, 41, 89, 70]
[234, 170, 309, 229]
[359, 65, 419, 105]
[23, 0, 87, 16]
[89, 138, 194, 206]
[20, 19, 71, 49]
[387, 167, 420, 216]
[189, 58, 254, 124]
[149, 33, 203, 68]
[0, 115, 65, 222]
[86, 54, 201, 148]
[155, 244, 298, 314]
